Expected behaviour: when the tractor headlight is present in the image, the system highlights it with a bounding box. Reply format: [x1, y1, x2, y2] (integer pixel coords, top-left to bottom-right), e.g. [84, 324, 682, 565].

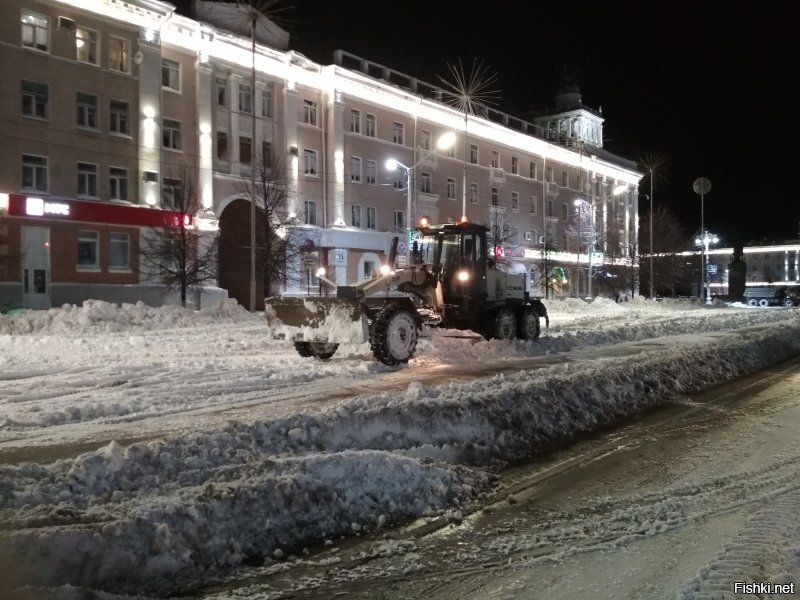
[379, 264, 393, 276]
[457, 270, 469, 282]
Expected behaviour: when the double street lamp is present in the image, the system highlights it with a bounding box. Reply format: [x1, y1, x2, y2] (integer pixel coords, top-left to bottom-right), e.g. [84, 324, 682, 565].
[695, 230, 719, 305]
[386, 132, 456, 265]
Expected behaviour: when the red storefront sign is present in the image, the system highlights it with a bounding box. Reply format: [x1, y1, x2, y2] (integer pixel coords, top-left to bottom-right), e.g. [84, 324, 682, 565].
[6, 193, 190, 228]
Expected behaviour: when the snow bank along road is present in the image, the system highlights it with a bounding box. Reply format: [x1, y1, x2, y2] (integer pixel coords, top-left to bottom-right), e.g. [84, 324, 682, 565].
[1, 299, 799, 597]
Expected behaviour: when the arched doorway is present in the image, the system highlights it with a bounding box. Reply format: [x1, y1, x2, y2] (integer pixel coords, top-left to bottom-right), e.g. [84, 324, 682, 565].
[218, 199, 264, 310]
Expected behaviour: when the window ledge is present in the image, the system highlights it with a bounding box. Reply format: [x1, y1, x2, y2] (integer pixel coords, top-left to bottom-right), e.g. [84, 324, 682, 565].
[76, 266, 101, 272]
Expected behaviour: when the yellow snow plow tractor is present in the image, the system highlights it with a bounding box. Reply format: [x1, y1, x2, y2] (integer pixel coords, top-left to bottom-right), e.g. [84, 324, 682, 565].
[265, 221, 548, 365]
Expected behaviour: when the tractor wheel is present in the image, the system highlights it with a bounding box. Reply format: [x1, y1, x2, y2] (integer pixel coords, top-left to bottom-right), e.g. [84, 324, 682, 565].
[294, 341, 339, 360]
[492, 308, 518, 340]
[747, 298, 758, 307]
[758, 298, 770, 307]
[517, 306, 541, 340]
[784, 298, 796, 307]
[369, 304, 419, 366]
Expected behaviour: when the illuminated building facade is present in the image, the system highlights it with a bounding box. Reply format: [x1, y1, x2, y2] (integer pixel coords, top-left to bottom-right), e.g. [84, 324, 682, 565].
[1, 0, 643, 310]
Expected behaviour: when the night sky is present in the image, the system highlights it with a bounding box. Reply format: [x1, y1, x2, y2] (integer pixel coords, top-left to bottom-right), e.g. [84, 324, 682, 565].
[181, 1, 800, 245]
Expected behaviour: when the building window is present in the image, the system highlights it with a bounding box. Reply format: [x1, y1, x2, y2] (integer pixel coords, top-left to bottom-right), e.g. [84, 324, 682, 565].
[77, 230, 99, 268]
[546, 199, 553, 216]
[304, 200, 317, 225]
[562, 202, 568, 220]
[511, 156, 519, 175]
[109, 100, 129, 134]
[447, 178, 456, 199]
[303, 149, 318, 176]
[21, 11, 48, 52]
[350, 109, 361, 134]
[421, 172, 432, 194]
[303, 99, 317, 125]
[365, 160, 376, 184]
[21, 80, 48, 119]
[351, 204, 361, 228]
[447, 143, 456, 159]
[238, 83, 252, 113]
[365, 113, 376, 137]
[367, 206, 376, 230]
[239, 136, 252, 165]
[363, 260, 376, 279]
[262, 141, 272, 166]
[77, 162, 98, 197]
[262, 85, 273, 118]
[392, 121, 404, 145]
[162, 177, 182, 209]
[420, 129, 431, 151]
[76, 92, 98, 129]
[162, 58, 180, 91]
[216, 131, 228, 160]
[562, 171, 568, 188]
[109, 167, 128, 201]
[350, 156, 362, 183]
[530, 195, 537, 214]
[109, 232, 130, 269]
[511, 191, 519, 210]
[22, 154, 47, 191]
[491, 151, 499, 168]
[216, 77, 227, 106]
[469, 144, 478, 164]
[75, 27, 98, 64]
[393, 170, 404, 190]
[470, 182, 478, 204]
[546, 166, 553, 183]
[108, 37, 129, 73]
[162, 118, 181, 150]
[491, 187, 499, 206]
[393, 210, 405, 233]
[529, 161, 537, 179]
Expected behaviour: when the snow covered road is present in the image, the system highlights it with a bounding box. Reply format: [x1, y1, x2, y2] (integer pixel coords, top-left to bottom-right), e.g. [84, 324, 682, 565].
[1, 298, 800, 598]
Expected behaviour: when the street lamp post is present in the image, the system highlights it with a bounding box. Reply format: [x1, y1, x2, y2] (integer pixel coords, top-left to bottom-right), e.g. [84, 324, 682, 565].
[386, 132, 456, 265]
[695, 230, 719, 305]
[692, 177, 712, 304]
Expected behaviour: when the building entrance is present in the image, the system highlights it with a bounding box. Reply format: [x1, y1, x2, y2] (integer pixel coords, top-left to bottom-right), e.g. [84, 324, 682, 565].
[21, 226, 51, 309]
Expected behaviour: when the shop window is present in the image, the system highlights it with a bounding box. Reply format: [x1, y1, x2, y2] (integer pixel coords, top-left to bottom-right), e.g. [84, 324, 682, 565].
[77, 230, 99, 268]
[109, 232, 130, 270]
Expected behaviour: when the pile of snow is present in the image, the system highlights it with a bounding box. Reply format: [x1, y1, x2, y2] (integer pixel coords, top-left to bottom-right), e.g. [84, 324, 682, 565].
[0, 299, 259, 335]
[1, 300, 799, 596]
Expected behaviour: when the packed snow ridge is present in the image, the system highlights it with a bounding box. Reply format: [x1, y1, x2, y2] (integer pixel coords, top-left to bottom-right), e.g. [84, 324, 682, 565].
[1, 298, 799, 596]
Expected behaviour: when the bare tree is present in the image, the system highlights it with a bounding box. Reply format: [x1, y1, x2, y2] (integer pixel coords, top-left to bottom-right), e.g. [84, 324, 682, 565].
[139, 170, 218, 307]
[638, 204, 690, 297]
[247, 157, 310, 298]
[485, 208, 519, 270]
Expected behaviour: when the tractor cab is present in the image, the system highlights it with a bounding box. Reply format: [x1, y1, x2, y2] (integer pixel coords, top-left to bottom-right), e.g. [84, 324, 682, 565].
[413, 222, 491, 327]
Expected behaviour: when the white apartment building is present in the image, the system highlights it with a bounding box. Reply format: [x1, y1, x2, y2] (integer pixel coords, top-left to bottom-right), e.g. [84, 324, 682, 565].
[0, 0, 643, 310]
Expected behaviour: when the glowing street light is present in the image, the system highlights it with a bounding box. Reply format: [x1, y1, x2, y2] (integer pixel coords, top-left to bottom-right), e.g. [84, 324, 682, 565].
[386, 132, 456, 265]
[695, 230, 719, 305]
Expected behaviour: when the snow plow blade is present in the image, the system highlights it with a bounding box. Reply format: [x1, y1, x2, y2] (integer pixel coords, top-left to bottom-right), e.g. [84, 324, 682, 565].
[264, 297, 369, 344]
